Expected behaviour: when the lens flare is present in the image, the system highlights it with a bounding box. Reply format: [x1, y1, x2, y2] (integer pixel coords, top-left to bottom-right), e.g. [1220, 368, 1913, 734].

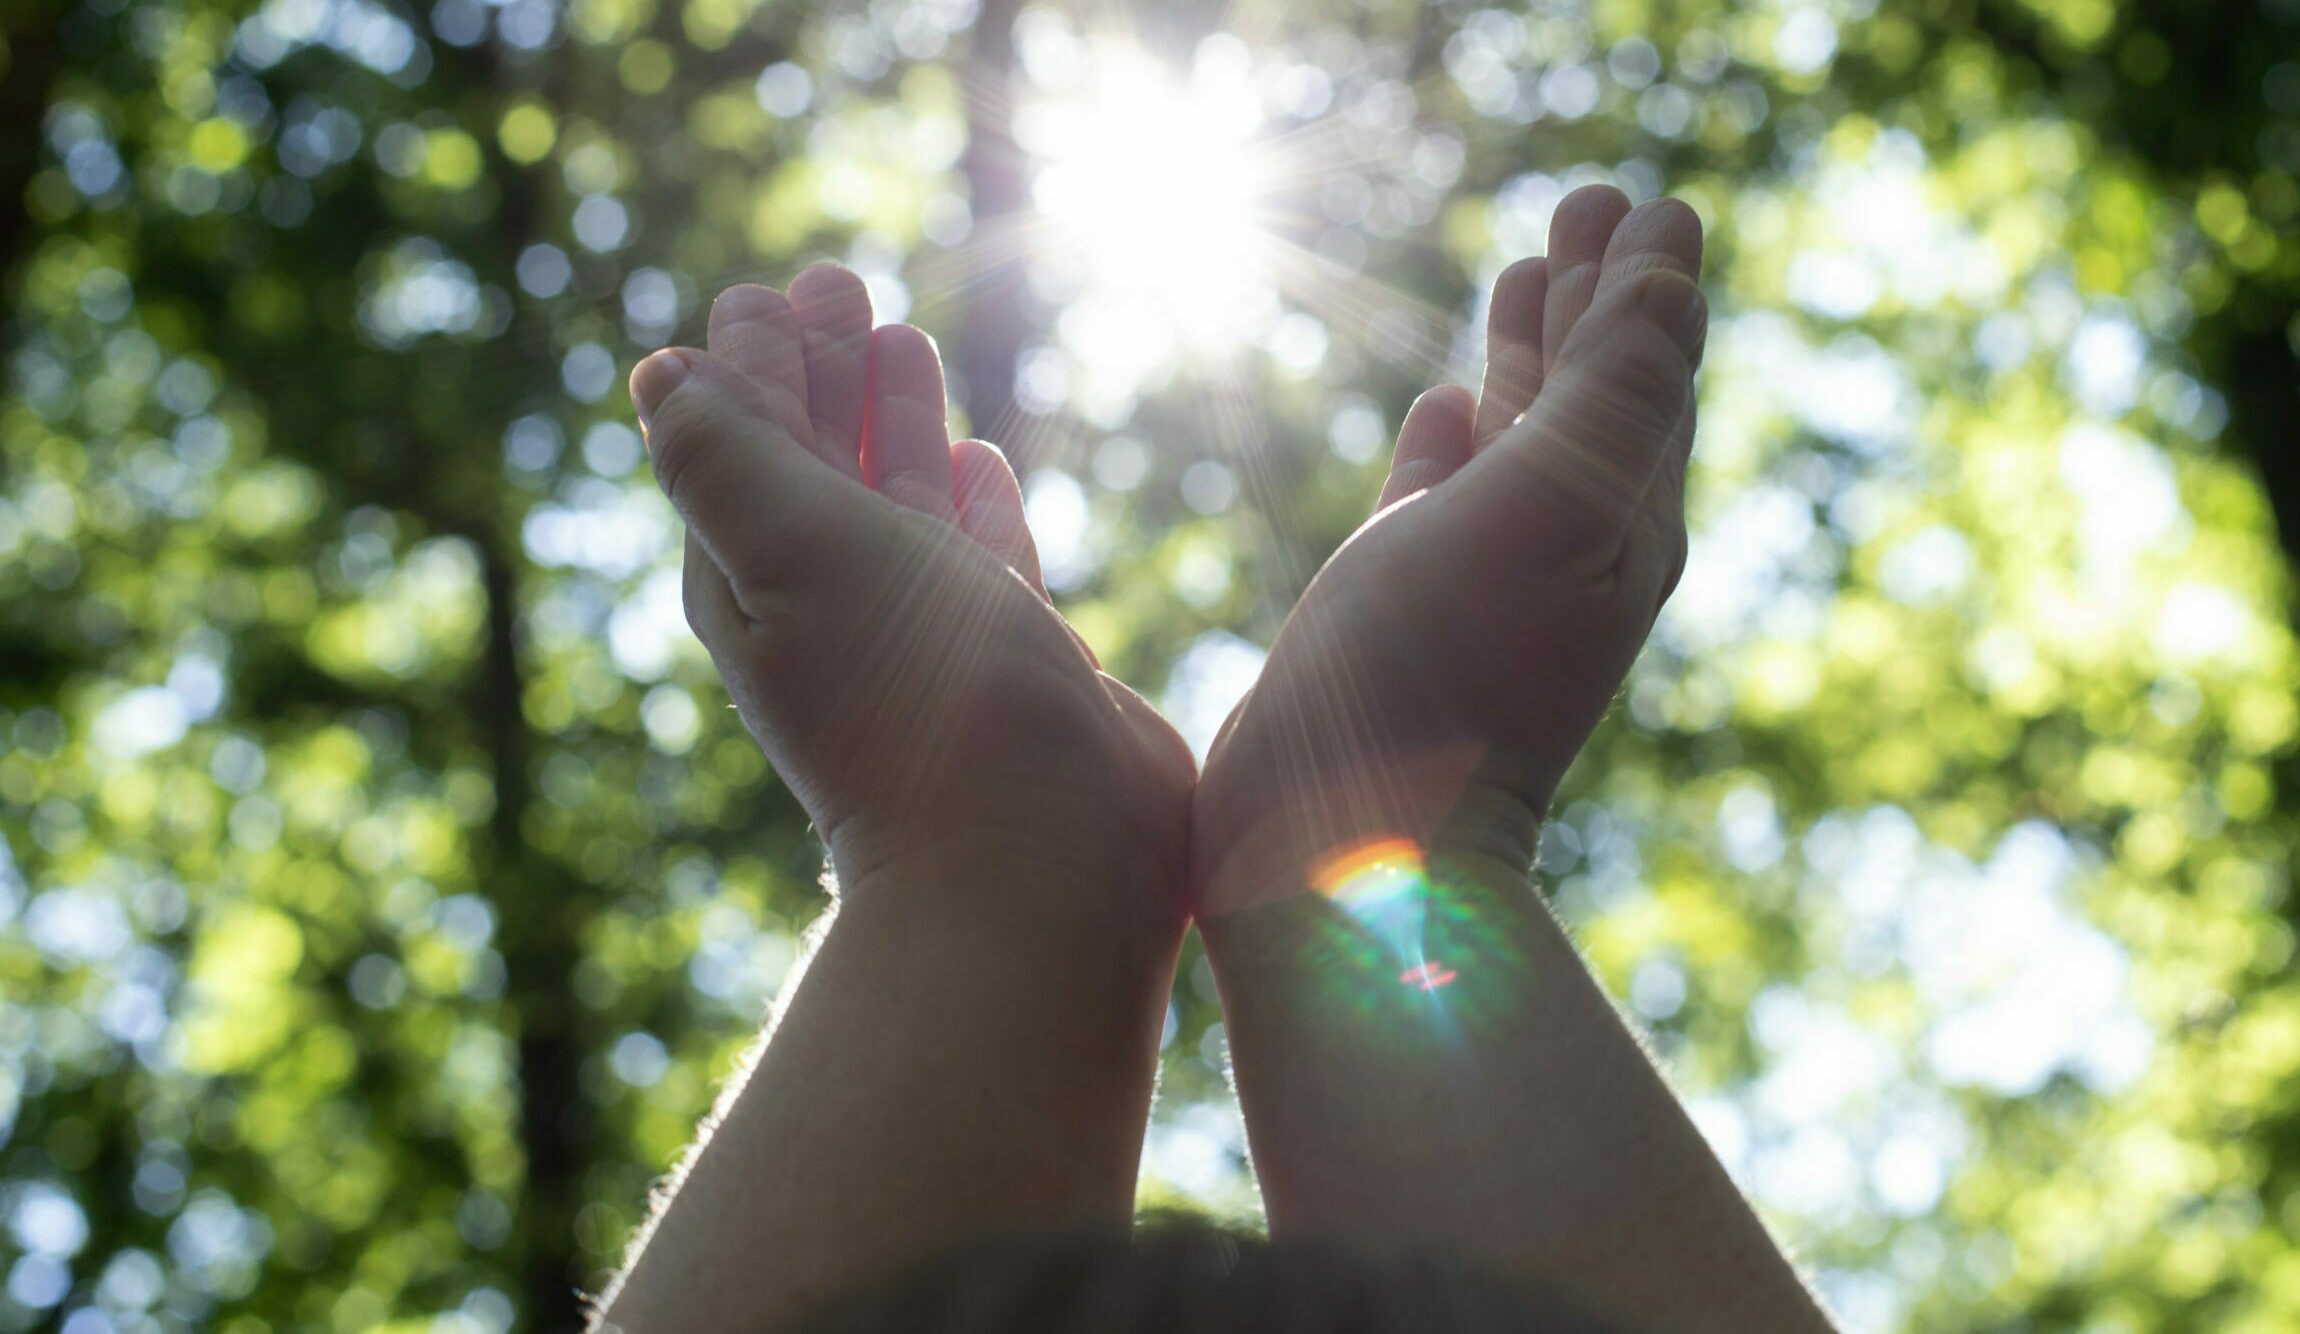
[1020, 40, 1280, 404]
[1398, 961, 1460, 991]
[1311, 837, 1457, 991]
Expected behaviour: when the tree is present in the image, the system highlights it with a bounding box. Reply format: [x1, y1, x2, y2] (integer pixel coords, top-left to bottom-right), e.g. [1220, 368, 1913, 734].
[1, 0, 2296, 1331]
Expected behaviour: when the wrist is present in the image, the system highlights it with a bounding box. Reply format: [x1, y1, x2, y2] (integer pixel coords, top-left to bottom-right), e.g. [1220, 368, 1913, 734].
[830, 807, 1191, 938]
[823, 839, 1191, 1016]
[1194, 767, 1545, 922]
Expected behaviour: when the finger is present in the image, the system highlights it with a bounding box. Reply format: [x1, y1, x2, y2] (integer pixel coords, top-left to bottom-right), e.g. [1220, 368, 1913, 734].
[1376, 384, 1477, 511]
[1540, 184, 1633, 382]
[1588, 197, 1706, 366]
[706, 285, 814, 446]
[952, 437, 1046, 596]
[864, 325, 958, 521]
[1488, 271, 1704, 552]
[945, 441, 1094, 663]
[632, 348, 835, 592]
[789, 263, 873, 480]
[1473, 257, 1548, 450]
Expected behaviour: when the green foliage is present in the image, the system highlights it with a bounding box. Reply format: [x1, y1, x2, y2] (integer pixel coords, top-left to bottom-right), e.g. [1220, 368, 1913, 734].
[0, 0, 2296, 1330]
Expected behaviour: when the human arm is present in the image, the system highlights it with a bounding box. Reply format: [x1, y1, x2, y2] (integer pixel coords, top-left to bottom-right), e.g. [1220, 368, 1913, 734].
[1201, 849, 1832, 1334]
[593, 850, 1182, 1334]
[1193, 187, 1836, 1333]
[591, 268, 1194, 1333]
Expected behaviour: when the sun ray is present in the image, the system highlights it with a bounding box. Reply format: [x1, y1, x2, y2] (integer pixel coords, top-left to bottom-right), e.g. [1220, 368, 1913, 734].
[1016, 36, 1282, 389]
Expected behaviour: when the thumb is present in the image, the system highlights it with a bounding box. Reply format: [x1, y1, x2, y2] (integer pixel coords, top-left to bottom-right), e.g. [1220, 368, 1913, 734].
[632, 348, 840, 591]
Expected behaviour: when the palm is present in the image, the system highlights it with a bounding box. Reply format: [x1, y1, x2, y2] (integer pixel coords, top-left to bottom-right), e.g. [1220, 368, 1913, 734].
[1193, 187, 1706, 915]
[641, 266, 1191, 904]
[1197, 476, 1650, 891]
[719, 480, 1190, 885]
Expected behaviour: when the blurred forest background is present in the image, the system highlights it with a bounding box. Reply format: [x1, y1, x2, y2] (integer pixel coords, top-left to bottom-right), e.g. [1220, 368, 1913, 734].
[1, 0, 2298, 1328]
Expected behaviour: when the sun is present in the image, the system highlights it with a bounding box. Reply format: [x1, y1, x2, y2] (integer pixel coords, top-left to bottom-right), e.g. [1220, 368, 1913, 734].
[1019, 41, 1281, 402]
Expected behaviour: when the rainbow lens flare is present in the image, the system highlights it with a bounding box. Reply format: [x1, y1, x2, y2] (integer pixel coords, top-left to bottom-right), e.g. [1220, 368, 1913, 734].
[1310, 837, 1458, 990]
[1396, 961, 1460, 990]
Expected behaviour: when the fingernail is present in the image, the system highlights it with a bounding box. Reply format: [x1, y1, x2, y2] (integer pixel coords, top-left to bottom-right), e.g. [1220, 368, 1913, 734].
[629, 349, 695, 436]
[1640, 274, 1707, 358]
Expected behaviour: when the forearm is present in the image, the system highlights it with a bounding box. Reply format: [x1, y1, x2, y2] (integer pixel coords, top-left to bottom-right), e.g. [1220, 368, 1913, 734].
[596, 854, 1184, 1334]
[1201, 848, 1834, 1334]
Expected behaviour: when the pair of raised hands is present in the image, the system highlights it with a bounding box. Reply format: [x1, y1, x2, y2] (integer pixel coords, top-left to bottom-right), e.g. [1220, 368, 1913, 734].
[602, 187, 1834, 1334]
[629, 184, 1703, 928]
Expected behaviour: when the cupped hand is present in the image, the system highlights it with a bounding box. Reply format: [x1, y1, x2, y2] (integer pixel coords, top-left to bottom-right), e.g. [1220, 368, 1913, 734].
[1193, 186, 1706, 916]
[630, 266, 1194, 914]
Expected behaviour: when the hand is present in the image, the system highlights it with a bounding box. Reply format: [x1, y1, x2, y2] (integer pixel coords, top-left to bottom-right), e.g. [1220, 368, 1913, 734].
[629, 267, 1193, 916]
[1193, 185, 1706, 914]
[603, 270, 1197, 1334]
[1184, 191, 1830, 1334]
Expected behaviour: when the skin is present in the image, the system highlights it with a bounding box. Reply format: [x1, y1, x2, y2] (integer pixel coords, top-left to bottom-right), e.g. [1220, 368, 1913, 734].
[642, 270, 1190, 900]
[599, 186, 1835, 1334]
[1193, 185, 1706, 908]
[1194, 186, 1836, 1332]
[595, 267, 1193, 1334]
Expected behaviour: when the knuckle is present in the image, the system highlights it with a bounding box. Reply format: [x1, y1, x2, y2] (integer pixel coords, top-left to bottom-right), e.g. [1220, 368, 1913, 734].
[1554, 344, 1686, 442]
[879, 470, 955, 518]
[753, 377, 812, 436]
[1615, 333, 1692, 411]
[1602, 249, 1691, 287]
[1485, 344, 1544, 394]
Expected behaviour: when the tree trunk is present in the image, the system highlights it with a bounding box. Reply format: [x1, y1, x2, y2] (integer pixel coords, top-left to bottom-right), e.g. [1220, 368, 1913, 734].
[2225, 322, 2300, 579]
[957, 0, 1032, 465]
[474, 536, 591, 1334]
[0, 0, 66, 331]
